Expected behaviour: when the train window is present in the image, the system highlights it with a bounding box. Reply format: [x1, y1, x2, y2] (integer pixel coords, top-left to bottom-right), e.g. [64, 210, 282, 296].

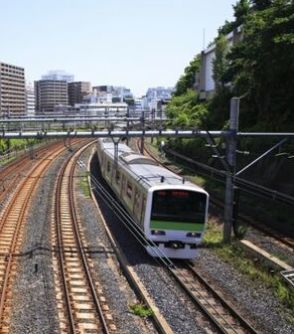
[115, 171, 121, 184]
[107, 161, 111, 173]
[151, 190, 206, 223]
[134, 189, 141, 209]
[126, 181, 133, 198]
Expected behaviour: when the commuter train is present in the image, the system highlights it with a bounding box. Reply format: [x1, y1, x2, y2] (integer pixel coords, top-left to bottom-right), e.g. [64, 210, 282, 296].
[97, 138, 209, 259]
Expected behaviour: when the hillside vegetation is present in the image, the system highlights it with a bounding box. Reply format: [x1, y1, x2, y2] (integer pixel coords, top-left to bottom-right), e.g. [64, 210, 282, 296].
[165, 0, 294, 194]
[167, 0, 294, 132]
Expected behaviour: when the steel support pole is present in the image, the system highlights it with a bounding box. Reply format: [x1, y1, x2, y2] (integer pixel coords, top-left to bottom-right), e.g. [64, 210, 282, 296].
[224, 97, 239, 243]
[140, 110, 145, 154]
[126, 107, 130, 145]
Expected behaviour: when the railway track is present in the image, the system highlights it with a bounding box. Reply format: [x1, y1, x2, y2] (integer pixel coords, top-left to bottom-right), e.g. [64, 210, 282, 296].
[135, 139, 259, 333]
[0, 142, 70, 333]
[51, 140, 116, 333]
[0, 141, 77, 212]
[170, 262, 257, 334]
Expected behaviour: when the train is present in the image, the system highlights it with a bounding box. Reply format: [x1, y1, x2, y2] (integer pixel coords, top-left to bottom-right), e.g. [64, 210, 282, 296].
[97, 138, 209, 259]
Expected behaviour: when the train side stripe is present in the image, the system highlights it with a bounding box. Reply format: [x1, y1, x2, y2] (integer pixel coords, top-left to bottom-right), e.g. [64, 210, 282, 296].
[150, 221, 204, 231]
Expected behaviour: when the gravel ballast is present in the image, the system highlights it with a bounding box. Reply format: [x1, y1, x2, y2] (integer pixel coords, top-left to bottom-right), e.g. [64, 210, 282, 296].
[75, 148, 157, 334]
[6, 143, 294, 334]
[90, 152, 294, 334]
[9, 152, 71, 334]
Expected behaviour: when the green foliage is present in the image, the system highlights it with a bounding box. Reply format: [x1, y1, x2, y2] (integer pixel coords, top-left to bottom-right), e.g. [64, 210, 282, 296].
[80, 173, 91, 198]
[166, 90, 208, 129]
[168, 0, 293, 138]
[129, 303, 154, 318]
[219, 0, 250, 34]
[251, 0, 273, 10]
[174, 55, 201, 96]
[213, 34, 230, 93]
[227, 0, 294, 130]
[0, 138, 39, 153]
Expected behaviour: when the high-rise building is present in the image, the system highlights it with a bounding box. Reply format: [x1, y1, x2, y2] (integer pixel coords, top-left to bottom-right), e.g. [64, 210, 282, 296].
[42, 70, 74, 83]
[68, 81, 91, 106]
[35, 80, 68, 114]
[26, 83, 35, 117]
[0, 61, 26, 116]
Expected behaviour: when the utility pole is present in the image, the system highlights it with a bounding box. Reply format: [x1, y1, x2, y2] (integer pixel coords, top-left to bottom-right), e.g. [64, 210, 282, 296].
[223, 97, 239, 243]
[140, 110, 145, 154]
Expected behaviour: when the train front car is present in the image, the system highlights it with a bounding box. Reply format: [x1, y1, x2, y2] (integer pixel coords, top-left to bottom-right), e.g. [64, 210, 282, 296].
[145, 184, 209, 259]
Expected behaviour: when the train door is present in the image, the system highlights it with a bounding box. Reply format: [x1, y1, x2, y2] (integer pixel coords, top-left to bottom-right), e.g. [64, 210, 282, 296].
[120, 174, 125, 198]
[133, 188, 142, 223]
[140, 196, 146, 228]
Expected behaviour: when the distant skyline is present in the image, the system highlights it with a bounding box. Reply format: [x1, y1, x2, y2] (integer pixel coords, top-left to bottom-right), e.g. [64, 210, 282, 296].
[1, 0, 236, 96]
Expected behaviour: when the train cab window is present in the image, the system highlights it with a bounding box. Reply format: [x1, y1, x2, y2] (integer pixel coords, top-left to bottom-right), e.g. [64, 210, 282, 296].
[126, 181, 133, 198]
[151, 190, 206, 223]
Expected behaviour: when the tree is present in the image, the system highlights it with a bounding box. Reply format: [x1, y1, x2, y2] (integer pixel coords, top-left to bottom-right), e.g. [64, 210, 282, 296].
[219, 0, 250, 34]
[174, 55, 201, 96]
[251, 0, 273, 10]
[234, 0, 250, 26]
[227, 0, 294, 129]
[213, 34, 230, 92]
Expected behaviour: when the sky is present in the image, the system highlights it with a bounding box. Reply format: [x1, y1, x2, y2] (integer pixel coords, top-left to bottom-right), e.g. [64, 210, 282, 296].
[0, 0, 236, 96]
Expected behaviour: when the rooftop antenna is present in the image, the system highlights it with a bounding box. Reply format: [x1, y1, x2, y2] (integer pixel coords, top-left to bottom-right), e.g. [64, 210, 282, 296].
[202, 28, 206, 50]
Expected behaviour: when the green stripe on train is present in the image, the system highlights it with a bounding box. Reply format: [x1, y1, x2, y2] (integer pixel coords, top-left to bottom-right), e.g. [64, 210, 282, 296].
[150, 220, 204, 231]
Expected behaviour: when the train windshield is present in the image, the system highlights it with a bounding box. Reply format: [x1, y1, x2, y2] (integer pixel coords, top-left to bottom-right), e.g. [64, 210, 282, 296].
[151, 190, 207, 224]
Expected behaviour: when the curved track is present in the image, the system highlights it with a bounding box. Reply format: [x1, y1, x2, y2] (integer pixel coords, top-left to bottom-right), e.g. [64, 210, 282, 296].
[52, 140, 116, 334]
[0, 142, 71, 332]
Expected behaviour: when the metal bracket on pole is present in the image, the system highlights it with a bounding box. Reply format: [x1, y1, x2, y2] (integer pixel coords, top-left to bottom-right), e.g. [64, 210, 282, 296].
[126, 107, 130, 145]
[235, 138, 287, 176]
[224, 97, 239, 243]
[112, 137, 121, 172]
[205, 130, 231, 172]
[140, 110, 145, 154]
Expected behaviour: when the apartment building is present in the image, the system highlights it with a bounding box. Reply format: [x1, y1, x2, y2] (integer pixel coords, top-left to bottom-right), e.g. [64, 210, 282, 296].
[26, 83, 35, 117]
[68, 81, 91, 106]
[0, 61, 26, 116]
[197, 26, 243, 100]
[35, 80, 68, 114]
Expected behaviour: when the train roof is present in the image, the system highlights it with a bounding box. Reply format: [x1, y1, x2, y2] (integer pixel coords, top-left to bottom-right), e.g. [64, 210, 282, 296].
[99, 139, 207, 193]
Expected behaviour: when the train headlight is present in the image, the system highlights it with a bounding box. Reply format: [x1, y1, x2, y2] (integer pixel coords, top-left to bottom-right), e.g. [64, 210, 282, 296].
[151, 230, 166, 236]
[186, 232, 202, 238]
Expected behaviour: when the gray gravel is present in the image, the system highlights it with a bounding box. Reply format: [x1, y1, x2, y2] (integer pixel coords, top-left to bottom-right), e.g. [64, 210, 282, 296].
[245, 226, 294, 268]
[193, 248, 294, 334]
[90, 153, 218, 334]
[9, 149, 74, 334]
[91, 151, 294, 334]
[76, 148, 157, 334]
[9, 143, 293, 334]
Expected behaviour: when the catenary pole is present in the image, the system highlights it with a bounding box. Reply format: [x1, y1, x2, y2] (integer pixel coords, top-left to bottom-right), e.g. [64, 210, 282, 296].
[223, 97, 239, 243]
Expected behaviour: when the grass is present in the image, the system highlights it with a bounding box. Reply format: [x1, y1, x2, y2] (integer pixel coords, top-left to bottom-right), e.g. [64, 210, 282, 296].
[79, 173, 91, 198]
[147, 139, 294, 323]
[129, 303, 154, 318]
[204, 220, 294, 322]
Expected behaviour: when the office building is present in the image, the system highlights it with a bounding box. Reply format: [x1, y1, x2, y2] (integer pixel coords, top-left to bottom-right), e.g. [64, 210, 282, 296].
[68, 81, 91, 106]
[0, 61, 26, 116]
[35, 80, 68, 114]
[42, 70, 74, 83]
